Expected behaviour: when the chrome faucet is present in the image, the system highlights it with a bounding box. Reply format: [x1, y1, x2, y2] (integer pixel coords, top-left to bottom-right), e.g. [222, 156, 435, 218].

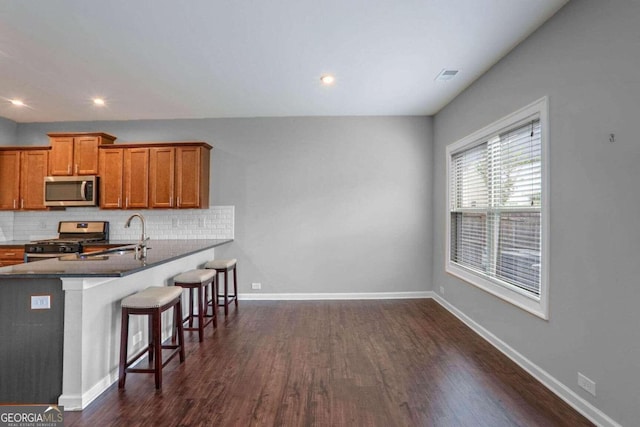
[124, 213, 149, 259]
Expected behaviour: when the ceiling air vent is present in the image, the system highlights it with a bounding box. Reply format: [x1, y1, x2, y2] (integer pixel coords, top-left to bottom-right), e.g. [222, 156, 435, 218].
[435, 69, 459, 81]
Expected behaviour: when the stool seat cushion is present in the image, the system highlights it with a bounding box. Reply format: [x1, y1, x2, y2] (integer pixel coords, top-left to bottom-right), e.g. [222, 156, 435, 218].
[122, 286, 183, 309]
[174, 269, 216, 284]
[204, 258, 237, 270]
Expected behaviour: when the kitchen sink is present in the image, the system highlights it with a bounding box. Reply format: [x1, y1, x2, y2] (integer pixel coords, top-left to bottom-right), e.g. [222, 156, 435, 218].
[81, 244, 144, 256]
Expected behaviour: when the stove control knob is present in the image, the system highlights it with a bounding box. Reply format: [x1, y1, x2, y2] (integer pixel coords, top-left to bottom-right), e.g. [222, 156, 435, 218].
[58, 246, 68, 253]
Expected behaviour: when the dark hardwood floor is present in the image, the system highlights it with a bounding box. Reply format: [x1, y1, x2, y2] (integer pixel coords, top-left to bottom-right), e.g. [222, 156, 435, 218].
[64, 299, 593, 427]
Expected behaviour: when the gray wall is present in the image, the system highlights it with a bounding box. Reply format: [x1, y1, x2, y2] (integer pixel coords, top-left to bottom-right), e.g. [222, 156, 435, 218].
[17, 116, 433, 294]
[432, 1, 640, 425]
[0, 117, 17, 144]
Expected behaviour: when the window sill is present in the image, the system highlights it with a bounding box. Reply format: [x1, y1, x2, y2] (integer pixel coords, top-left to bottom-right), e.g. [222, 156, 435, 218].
[445, 261, 548, 320]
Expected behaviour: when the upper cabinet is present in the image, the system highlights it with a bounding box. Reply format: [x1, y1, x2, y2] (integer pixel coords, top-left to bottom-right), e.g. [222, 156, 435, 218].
[175, 145, 210, 209]
[100, 142, 211, 210]
[48, 132, 116, 176]
[0, 147, 50, 211]
[149, 143, 211, 209]
[99, 146, 150, 209]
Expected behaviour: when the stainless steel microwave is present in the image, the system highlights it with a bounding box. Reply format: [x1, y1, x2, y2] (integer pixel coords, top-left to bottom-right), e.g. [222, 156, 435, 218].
[44, 176, 98, 207]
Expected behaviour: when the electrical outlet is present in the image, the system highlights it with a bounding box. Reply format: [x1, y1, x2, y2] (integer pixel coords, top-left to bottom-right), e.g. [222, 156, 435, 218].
[31, 295, 51, 310]
[133, 331, 142, 345]
[440, 286, 445, 295]
[198, 217, 206, 228]
[578, 372, 596, 396]
[39, 221, 47, 229]
[171, 218, 179, 228]
[251, 282, 261, 290]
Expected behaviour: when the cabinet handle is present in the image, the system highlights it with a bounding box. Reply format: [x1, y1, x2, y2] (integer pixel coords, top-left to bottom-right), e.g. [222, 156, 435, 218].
[5, 253, 15, 256]
[117, 197, 121, 208]
[75, 164, 78, 174]
[68, 165, 71, 174]
[177, 196, 180, 207]
[125, 197, 129, 207]
[20, 199, 24, 209]
[13, 200, 16, 209]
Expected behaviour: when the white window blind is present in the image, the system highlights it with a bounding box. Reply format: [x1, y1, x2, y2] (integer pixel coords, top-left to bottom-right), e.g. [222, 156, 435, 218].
[450, 119, 542, 297]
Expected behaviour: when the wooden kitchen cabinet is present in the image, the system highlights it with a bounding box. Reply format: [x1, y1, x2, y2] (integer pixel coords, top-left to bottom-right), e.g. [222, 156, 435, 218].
[124, 147, 150, 208]
[149, 143, 210, 209]
[0, 247, 25, 266]
[0, 147, 49, 211]
[21, 149, 50, 209]
[176, 145, 210, 208]
[48, 132, 116, 176]
[98, 141, 210, 210]
[98, 148, 124, 208]
[149, 146, 175, 208]
[0, 150, 20, 210]
[99, 146, 150, 209]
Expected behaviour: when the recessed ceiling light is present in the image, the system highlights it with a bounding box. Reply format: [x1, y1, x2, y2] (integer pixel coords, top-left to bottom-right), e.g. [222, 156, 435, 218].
[10, 99, 25, 106]
[435, 69, 459, 81]
[93, 98, 105, 106]
[320, 75, 335, 85]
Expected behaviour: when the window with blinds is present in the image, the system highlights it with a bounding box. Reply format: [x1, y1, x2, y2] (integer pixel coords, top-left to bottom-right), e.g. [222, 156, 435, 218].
[446, 98, 548, 319]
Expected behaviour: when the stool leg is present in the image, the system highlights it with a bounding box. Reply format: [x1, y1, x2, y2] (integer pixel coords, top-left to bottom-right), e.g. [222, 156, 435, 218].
[197, 283, 205, 342]
[118, 308, 130, 388]
[233, 265, 238, 308]
[206, 277, 217, 328]
[212, 276, 218, 327]
[216, 272, 220, 307]
[176, 299, 185, 363]
[148, 316, 154, 363]
[152, 308, 162, 389]
[224, 270, 229, 316]
[172, 298, 179, 344]
[188, 288, 195, 328]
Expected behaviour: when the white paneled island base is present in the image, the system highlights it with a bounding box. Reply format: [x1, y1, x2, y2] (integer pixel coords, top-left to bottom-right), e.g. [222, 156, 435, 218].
[58, 246, 219, 410]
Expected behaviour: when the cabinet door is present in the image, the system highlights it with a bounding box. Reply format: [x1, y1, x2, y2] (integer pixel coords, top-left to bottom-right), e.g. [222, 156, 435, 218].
[99, 148, 124, 208]
[176, 146, 208, 208]
[149, 147, 175, 208]
[20, 150, 49, 210]
[74, 136, 100, 175]
[49, 137, 74, 175]
[124, 147, 149, 208]
[0, 247, 25, 265]
[0, 151, 20, 210]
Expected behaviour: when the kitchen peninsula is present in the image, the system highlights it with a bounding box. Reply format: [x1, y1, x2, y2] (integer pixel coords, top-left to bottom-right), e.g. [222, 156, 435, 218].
[0, 238, 232, 410]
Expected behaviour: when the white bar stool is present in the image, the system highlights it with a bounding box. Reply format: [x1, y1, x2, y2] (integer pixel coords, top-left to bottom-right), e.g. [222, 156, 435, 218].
[204, 258, 238, 316]
[118, 286, 185, 390]
[173, 269, 217, 342]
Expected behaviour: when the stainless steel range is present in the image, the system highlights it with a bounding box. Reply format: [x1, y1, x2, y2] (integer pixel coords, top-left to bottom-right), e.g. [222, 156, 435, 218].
[24, 221, 109, 262]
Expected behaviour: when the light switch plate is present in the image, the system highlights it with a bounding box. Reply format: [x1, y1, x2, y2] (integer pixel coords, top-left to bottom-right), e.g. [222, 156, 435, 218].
[31, 295, 51, 310]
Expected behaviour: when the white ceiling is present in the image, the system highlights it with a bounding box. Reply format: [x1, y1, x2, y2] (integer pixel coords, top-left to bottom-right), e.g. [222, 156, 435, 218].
[0, 0, 568, 123]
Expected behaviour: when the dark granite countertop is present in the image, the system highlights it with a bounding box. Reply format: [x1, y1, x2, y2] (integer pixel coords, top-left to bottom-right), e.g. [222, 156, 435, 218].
[0, 239, 232, 278]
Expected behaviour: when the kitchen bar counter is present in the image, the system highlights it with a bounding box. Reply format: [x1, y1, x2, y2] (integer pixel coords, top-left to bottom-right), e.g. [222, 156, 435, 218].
[0, 239, 232, 278]
[0, 238, 233, 410]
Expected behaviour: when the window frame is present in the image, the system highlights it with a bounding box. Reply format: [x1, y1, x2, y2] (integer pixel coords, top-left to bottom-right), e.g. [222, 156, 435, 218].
[445, 97, 550, 319]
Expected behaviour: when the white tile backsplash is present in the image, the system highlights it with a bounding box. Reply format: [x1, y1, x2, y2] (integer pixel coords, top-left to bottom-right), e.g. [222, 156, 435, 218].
[5, 206, 234, 242]
[0, 211, 14, 241]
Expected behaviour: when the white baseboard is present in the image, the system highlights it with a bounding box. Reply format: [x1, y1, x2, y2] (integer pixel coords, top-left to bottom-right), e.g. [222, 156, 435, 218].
[430, 293, 621, 427]
[59, 370, 118, 411]
[238, 291, 432, 300]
